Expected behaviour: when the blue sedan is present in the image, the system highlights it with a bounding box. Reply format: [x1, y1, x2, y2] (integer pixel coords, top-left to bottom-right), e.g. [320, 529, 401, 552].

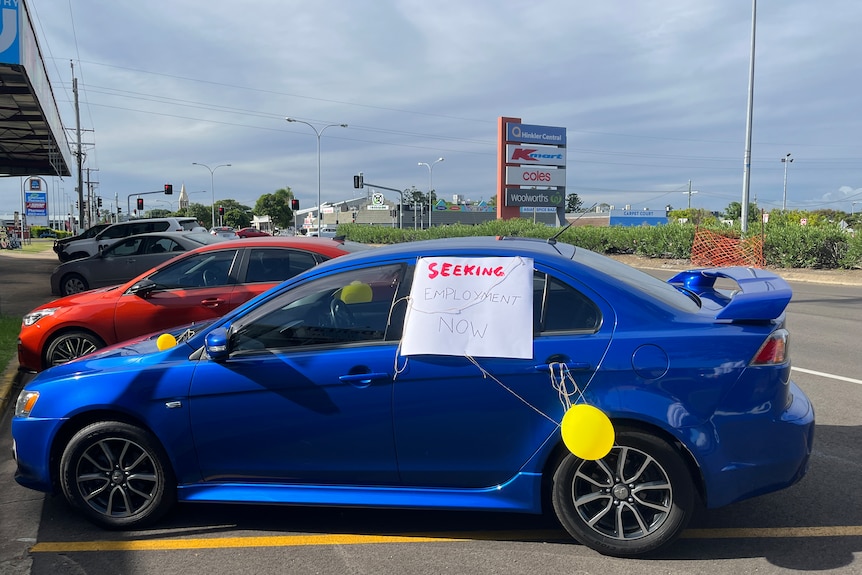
[12, 236, 813, 557]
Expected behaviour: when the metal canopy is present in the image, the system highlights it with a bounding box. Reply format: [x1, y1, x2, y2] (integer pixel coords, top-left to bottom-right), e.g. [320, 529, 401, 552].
[0, 64, 72, 177]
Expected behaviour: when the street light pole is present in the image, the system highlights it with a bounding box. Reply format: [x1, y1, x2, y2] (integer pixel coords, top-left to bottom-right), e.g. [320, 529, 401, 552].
[781, 153, 793, 211]
[418, 157, 444, 228]
[192, 162, 231, 228]
[286, 118, 347, 233]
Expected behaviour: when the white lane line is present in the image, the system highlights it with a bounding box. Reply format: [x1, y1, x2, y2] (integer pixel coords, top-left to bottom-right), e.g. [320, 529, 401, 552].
[792, 367, 862, 385]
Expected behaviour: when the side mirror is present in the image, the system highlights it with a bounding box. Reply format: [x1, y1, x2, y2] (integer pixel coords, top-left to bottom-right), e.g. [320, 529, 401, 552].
[128, 278, 159, 298]
[205, 327, 230, 361]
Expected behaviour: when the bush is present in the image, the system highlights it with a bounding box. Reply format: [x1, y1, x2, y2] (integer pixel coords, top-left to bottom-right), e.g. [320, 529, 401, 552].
[338, 219, 862, 269]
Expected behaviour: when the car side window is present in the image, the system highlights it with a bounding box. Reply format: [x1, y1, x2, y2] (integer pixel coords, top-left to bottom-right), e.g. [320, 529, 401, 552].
[147, 250, 239, 289]
[104, 236, 144, 257]
[144, 237, 180, 254]
[230, 264, 405, 353]
[245, 248, 320, 283]
[534, 272, 600, 333]
[100, 224, 130, 240]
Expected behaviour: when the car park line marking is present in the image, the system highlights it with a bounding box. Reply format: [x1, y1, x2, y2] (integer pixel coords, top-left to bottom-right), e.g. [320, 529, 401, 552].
[30, 533, 471, 552]
[28, 526, 862, 553]
[792, 367, 862, 386]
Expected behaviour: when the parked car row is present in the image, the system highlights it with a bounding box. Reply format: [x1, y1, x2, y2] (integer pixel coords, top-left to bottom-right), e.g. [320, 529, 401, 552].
[50, 232, 227, 296]
[12, 235, 814, 558]
[55, 218, 199, 262]
[21, 236, 368, 372]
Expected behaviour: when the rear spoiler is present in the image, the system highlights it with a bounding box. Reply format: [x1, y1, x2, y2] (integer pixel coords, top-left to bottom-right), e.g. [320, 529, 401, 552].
[668, 267, 792, 321]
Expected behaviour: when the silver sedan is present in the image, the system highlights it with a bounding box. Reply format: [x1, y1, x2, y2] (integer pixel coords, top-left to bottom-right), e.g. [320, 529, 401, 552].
[50, 231, 226, 296]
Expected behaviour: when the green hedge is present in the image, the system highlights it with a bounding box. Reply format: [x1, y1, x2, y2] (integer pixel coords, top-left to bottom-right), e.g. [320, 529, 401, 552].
[338, 220, 862, 270]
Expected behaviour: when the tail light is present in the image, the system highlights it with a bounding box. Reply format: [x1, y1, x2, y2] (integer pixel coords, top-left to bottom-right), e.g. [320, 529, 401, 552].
[751, 328, 788, 365]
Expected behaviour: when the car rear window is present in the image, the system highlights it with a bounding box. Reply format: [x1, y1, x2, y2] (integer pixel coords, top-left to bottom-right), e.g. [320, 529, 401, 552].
[573, 248, 700, 313]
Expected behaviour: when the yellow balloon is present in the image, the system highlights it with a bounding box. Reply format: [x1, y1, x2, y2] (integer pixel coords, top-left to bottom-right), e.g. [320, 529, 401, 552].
[156, 333, 177, 351]
[561, 404, 615, 460]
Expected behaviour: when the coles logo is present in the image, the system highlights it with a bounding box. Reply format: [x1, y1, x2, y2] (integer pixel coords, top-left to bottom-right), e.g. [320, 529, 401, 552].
[521, 170, 552, 182]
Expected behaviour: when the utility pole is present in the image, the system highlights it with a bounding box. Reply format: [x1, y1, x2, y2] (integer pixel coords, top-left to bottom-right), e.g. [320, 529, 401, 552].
[86, 168, 99, 224]
[740, 0, 756, 233]
[683, 180, 698, 209]
[72, 62, 84, 229]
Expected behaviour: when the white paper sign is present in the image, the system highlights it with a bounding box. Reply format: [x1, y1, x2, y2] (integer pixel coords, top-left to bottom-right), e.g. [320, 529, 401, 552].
[401, 256, 534, 359]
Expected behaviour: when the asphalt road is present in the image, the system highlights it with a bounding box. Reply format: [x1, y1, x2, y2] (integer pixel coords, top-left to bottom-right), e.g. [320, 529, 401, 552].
[1, 247, 861, 574]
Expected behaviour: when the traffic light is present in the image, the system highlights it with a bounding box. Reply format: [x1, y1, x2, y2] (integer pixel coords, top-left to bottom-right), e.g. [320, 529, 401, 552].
[218, 206, 225, 216]
[137, 198, 144, 210]
[353, 173, 364, 189]
[164, 184, 173, 195]
[97, 197, 103, 208]
[117, 207, 122, 215]
[291, 199, 299, 211]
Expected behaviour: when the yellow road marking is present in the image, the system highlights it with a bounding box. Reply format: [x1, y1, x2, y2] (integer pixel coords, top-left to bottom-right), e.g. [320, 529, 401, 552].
[30, 525, 862, 553]
[31, 533, 468, 553]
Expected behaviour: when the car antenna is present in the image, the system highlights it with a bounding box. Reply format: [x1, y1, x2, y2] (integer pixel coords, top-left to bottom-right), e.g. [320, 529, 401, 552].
[548, 203, 597, 245]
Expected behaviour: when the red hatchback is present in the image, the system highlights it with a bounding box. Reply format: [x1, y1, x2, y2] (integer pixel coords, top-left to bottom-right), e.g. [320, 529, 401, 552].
[18, 237, 369, 373]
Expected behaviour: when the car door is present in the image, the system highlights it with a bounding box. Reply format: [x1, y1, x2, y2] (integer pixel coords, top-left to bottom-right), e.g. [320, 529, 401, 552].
[228, 247, 323, 307]
[85, 236, 148, 288]
[391, 267, 614, 488]
[95, 222, 132, 253]
[187, 263, 406, 484]
[113, 247, 242, 342]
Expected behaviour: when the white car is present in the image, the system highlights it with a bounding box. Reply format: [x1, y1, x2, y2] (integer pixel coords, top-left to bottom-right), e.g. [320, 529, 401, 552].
[57, 217, 199, 261]
[309, 227, 338, 238]
[209, 226, 239, 239]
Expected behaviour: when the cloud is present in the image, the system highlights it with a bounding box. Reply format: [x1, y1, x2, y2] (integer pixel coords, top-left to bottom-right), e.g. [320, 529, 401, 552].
[4, 0, 862, 220]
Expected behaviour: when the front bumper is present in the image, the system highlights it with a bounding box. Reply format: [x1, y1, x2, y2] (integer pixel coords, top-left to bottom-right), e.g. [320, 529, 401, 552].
[11, 416, 65, 493]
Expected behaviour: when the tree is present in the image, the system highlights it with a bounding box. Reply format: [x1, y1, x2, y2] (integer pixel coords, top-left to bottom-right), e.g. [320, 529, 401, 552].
[178, 203, 213, 228]
[565, 193, 583, 213]
[213, 199, 252, 229]
[404, 186, 424, 206]
[254, 188, 296, 229]
[724, 201, 760, 223]
[224, 208, 251, 229]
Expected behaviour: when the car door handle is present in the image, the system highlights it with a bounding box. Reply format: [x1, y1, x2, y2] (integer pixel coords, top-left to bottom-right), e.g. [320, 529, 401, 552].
[535, 362, 592, 371]
[201, 298, 226, 308]
[339, 372, 390, 385]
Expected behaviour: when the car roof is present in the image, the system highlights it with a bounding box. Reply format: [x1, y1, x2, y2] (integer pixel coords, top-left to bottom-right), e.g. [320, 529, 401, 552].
[309, 236, 698, 312]
[327, 236, 578, 264]
[181, 235, 370, 256]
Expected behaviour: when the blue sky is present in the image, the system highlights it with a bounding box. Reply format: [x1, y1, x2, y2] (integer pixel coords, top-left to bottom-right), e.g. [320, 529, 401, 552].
[4, 0, 862, 217]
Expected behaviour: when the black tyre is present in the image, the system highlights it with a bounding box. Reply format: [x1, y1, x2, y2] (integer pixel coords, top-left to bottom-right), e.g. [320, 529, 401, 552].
[44, 331, 105, 368]
[61, 273, 89, 295]
[551, 427, 694, 557]
[60, 421, 175, 529]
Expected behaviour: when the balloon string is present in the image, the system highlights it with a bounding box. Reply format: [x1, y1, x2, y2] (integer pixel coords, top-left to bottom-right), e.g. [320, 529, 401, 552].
[465, 356, 558, 424]
[549, 362, 587, 411]
[391, 296, 411, 380]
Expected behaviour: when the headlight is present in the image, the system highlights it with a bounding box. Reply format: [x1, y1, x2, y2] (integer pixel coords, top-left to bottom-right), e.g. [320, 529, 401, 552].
[22, 308, 59, 326]
[15, 390, 40, 417]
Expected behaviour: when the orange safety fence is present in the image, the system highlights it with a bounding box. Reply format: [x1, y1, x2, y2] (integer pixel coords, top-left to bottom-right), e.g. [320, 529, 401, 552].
[690, 227, 764, 268]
